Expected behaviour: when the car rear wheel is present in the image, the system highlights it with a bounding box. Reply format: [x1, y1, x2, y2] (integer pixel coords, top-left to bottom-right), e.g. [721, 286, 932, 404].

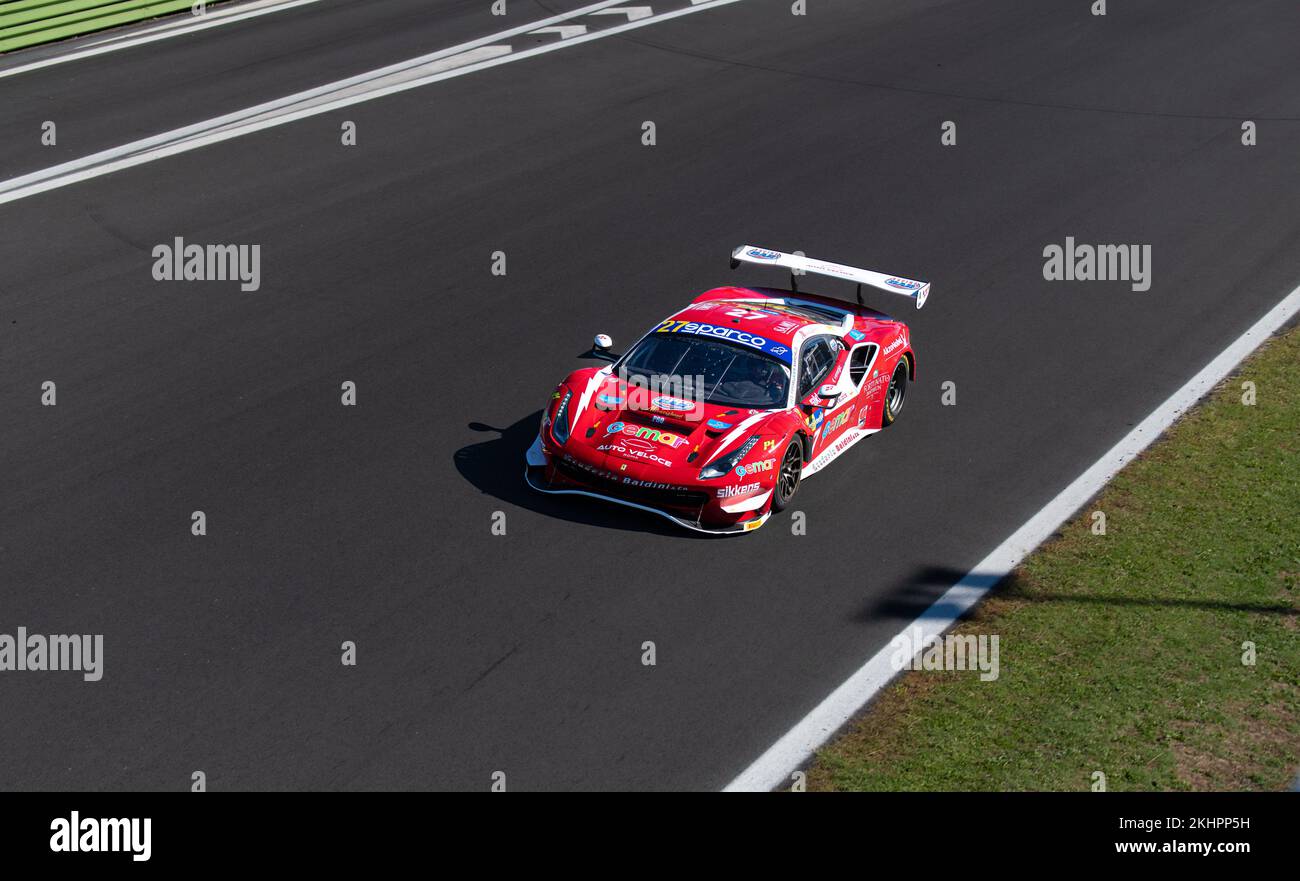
[881, 360, 908, 428]
[771, 440, 803, 512]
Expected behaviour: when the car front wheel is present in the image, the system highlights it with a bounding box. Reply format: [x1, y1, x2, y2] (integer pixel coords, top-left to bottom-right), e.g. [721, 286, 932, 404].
[771, 440, 803, 512]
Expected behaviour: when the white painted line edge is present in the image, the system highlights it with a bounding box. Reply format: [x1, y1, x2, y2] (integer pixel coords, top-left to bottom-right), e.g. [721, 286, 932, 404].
[590, 6, 654, 21]
[0, 0, 329, 80]
[723, 279, 1300, 792]
[0, 0, 745, 207]
[0, 0, 629, 201]
[533, 25, 589, 39]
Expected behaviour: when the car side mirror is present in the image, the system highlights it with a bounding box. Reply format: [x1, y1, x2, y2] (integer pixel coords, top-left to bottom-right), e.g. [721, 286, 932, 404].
[804, 383, 840, 407]
[589, 333, 619, 362]
[802, 388, 837, 410]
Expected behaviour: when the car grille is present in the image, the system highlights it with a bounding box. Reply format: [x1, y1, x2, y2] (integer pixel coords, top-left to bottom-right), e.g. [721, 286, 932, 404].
[553, 457, 709, 510]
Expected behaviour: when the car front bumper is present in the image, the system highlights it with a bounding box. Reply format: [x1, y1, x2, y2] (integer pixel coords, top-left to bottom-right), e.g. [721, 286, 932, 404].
[524, 436, 769, 535]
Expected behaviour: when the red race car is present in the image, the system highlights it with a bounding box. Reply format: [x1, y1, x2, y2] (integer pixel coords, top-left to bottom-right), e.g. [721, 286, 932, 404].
[525, 245, 930, 534]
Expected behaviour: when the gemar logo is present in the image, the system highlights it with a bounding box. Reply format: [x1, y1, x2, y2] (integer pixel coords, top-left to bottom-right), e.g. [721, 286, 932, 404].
[50, 812, 151, 862]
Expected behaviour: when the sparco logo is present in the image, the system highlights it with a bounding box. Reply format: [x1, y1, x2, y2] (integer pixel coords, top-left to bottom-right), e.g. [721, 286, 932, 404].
[656, 320, 768, 350]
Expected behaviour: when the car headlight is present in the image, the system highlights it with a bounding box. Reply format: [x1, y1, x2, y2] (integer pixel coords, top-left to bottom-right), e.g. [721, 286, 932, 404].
[550, 390, 573, 445]
[699, 435, 760, 480]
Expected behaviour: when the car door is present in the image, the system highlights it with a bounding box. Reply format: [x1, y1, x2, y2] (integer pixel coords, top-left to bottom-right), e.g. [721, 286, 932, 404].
[796, 336, 848, 452]
[846, 342, 881, 429]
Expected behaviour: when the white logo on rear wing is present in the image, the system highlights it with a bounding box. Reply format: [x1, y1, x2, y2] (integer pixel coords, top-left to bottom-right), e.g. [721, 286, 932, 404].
[730, 244, 931, 309]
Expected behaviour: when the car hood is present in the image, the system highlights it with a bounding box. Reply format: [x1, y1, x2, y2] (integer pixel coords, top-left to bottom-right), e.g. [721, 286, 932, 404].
[567, 377, 776, 475]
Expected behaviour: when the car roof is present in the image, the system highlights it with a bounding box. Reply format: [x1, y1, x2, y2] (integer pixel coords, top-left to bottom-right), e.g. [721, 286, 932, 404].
[669, 286, 896, 348]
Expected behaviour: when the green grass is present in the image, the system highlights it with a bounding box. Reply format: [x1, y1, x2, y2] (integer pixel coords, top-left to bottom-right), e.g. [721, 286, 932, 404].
[810, 325, 1300, 791]
[0, 1, 227, 54]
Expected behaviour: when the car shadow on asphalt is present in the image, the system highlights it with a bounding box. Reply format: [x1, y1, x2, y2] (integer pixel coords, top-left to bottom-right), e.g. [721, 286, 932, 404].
[452, 410, 720, 539]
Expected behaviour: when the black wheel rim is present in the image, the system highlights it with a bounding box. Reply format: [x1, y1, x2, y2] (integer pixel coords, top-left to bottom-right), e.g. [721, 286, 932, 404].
[777, 445, 800, 502]
[887, 367, 905, 417]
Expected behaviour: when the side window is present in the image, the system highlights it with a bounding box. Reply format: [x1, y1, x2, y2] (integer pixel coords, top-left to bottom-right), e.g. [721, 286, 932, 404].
[797, 346, 817, 398]
[849, 344, 877, 387]
[797, 339, 834, 398]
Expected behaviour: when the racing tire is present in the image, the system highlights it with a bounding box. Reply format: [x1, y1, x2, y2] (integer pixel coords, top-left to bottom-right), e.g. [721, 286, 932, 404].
[771, 440, 803, 512]
[881, 360, 908, 428]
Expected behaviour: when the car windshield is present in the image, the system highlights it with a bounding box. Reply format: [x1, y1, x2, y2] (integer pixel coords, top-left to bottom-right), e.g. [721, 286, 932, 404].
[620, 335, 789, 408]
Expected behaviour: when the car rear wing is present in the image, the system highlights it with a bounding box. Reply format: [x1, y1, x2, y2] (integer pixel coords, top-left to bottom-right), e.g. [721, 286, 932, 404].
[729, 245, 930, 309]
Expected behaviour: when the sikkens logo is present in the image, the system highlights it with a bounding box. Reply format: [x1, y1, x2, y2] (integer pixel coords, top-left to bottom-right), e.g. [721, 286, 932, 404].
[605, 421, 688, 449]
[717, 482, 760, 498]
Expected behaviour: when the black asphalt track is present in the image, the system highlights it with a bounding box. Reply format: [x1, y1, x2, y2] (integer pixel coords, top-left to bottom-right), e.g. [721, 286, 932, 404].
[1, 0, 1298, 789]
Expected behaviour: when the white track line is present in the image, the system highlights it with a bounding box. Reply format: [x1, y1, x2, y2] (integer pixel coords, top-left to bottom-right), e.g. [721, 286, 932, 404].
[590, 6, 654, 20]
[534, 25, 588, 39]
[0, 0, 746, 207]
[724, 280, 1300, 792]
[0, 0, 329, 79]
